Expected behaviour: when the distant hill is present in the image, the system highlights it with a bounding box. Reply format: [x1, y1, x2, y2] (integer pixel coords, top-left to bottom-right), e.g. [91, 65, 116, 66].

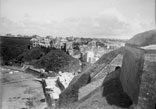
[0, 36, 31, 65]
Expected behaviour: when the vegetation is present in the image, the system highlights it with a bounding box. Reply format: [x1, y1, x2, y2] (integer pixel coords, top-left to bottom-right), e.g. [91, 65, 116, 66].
[16, 47, 51, 64]
[0, 36, 31, 65]
[0, 36, 80, 73]
[34, 49, 80, 72]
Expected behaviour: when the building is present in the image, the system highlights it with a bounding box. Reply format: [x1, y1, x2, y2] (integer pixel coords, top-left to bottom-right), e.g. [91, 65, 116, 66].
[87, 40, 97, 49]
[30, 37, 51, 48]
[40, 38, 51, 47]
[30, 38, 39, 47]
[53, 37, 61, 49]
[86, 50, 94, 63]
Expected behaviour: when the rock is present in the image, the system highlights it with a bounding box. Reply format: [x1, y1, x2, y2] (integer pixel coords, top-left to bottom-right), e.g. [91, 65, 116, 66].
[120, 30, 156, 109]
[126, 30, 156, 47]
[59, 73, 91, 107]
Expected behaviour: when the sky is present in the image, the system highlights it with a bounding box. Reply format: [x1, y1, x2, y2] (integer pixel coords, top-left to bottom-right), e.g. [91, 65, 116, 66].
[0, 0, 155, 39]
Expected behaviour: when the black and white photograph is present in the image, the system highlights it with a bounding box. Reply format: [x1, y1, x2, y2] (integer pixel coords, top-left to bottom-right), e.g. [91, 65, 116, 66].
[0, 0, 155, 109]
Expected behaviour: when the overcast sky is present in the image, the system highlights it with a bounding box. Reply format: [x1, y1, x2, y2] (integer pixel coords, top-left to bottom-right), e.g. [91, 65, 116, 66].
[0, 0, 155, 39]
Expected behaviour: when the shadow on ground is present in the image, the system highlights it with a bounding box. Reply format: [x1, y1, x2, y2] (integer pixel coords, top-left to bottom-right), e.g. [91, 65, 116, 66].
[102, 77, 132, 108]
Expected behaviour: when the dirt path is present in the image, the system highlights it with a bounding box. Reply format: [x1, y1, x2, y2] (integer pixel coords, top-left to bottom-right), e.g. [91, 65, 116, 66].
[0, 66, 46, 109]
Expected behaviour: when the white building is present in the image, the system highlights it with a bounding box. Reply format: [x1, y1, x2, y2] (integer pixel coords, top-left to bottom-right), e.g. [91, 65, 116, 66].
[87, 51, 94, 63]
[30, 38, 39, 47]
[30, 37, 51, 48]
[86, 49, 99, 63]
[39, 38, 51, 47]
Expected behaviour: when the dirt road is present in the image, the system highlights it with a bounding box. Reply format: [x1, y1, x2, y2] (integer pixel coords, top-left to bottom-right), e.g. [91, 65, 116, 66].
[0, 66, 46, 109]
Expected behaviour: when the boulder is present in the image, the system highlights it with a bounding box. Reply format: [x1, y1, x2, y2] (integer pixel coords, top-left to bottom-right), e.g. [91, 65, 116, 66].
[126, 30, 156, 47]
[120, 30, 156, 109]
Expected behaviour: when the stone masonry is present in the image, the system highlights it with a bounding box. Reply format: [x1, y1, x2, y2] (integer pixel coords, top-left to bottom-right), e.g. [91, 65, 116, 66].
[120, 30, 156, 109]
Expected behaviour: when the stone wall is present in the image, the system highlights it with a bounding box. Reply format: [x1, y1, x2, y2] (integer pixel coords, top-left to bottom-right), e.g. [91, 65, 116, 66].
[137, 52, 156, 109]
[120, 46, 144, 104]
[120, 30, 156, 109]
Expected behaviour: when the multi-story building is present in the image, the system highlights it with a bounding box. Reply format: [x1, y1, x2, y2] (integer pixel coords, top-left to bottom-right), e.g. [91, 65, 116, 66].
[30, 37, 51, 48]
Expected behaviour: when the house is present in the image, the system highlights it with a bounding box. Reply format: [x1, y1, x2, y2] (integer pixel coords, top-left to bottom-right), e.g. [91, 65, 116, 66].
[66, 42, 73, 50]
[42, 38, 51, 47]
[6, 34, 14, 37]
[60, 38, 67, 47]
[82, 48, 99, 64]
[86, 50, 94, 63]
[30, 38, 39, 47]
[53, 37, 61, 49]
[72, 50, 81, 59]
[87, 40, 97, 49]
[30, 37, 51, 48]
[66, 36, 74, 42]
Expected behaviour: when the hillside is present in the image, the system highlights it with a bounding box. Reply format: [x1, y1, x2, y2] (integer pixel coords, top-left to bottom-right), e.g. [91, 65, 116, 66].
[15, 46, 80, 73]
[0, 36, 80, 73]
[34, 49, 80, 72]
[0, 36, 31, 65]
[16, 47, 51, 64]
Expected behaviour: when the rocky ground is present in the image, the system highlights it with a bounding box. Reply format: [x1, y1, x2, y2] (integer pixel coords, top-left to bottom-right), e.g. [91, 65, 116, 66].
[0, 66, 47, 109]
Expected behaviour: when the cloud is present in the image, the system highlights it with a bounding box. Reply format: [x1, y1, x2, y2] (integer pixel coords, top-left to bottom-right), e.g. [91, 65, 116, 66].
[0, 8, 154, 39]
[53, 8, 133, 38]
[0, 17, 20, 34]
